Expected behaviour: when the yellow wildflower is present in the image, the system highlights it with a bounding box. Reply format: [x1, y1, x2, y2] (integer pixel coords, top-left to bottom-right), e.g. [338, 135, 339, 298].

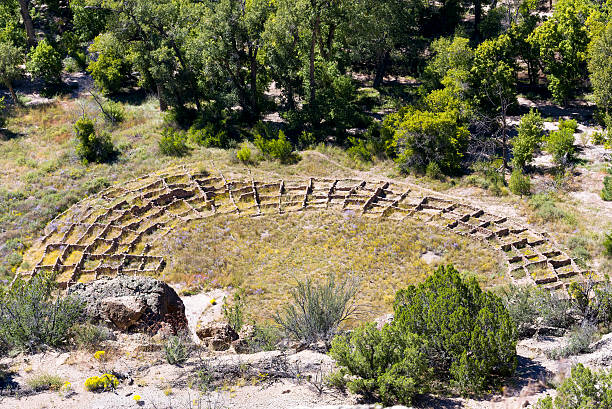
[94, 350, 106, 361]
[133, 395, 141, 401]
[210, 298, 217, 305]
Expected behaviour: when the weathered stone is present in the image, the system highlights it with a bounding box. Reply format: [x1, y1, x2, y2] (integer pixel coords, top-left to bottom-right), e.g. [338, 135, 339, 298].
[231, 338, 250, 354]
[209, 338, 231, 351]
[99, 296, 146, 331]
[196, 321, 238, 352]
[68, 275, 187, 334]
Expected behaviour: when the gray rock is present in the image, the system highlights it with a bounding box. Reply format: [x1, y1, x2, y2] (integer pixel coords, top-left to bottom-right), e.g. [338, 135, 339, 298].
[68, 275, 187, 334]
[99, 296, 146, 331]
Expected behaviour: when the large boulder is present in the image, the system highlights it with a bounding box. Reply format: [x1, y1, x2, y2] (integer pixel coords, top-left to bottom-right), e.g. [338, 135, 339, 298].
[68, 275, 187, 334]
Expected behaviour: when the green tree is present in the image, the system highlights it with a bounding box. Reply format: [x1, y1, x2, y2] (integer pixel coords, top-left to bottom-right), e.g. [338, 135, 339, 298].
[393, 265, 517, 392]
[512, 109, 544, 170]
[330, 323, 430, 405]
[588, 21, 612, 114]
[0, 40, 22, 104]
[545, 120, 576, 168]
[471, 34, 518, 172]
[528, 0, 594, 104]
[330, 265, 518, 402]
[389, 107, 470, 175]
[343, 0, 424, 88]
[423, 36, 474, 90]
[192, 0, 273, 121]
[26, 39, 63, 86]
[87, 33, 132, 94]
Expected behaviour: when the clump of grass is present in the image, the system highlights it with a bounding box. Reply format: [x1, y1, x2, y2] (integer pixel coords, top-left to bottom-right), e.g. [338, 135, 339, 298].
[274, 274, 359, 343]
[164, 335, 190, 365]
[26, 372, 64, 391]
[70, 323, 114, 351]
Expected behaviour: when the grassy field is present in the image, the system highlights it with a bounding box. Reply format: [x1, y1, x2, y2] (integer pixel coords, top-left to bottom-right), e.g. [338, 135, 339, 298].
[155, 210, 507, 323]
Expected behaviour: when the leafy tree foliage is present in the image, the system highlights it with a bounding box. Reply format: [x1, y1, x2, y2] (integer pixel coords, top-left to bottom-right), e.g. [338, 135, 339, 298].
[389, 107, 469, 174]
[26, 39, 63, 85]
[508, 168, 531, 196]
[545, 119, 577, 167]
[423, 36, 473, 90]
[0, 40, 23, 104]
[588, 21, 612, 114]
[512, 109, 544, 170]
[330, 265, 517, 404]
[87, 33, 132, 94]
[528, 0, 593, 104]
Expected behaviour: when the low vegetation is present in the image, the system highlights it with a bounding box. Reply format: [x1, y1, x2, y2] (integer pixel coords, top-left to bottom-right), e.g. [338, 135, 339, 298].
[0, 272, 83, 354]
[329, 265, 517, 404]
[274, 274, 359, 343]
[534, 364, 612, 408]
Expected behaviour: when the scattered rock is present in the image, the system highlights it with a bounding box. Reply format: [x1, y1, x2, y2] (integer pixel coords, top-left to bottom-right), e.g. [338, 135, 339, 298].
[68, 275, 187, 334]
[196, 321, 238, 351]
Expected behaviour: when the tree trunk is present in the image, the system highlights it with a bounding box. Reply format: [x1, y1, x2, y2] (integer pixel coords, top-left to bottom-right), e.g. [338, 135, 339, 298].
[474, 0, 482, 42]
[17, 0, 36, 47]
[373, 50, 390, 89]
[157, 84, 168, 111]
[249, 47, 259, 120]
[309, 14, 320, 120]
[6, 82, 18, 105]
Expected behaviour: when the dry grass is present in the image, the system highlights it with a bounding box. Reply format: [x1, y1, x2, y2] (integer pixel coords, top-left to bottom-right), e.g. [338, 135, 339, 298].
[154, 210, 507, 323]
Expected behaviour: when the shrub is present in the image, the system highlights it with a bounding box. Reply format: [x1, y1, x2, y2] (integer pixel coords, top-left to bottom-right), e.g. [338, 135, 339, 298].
[74, 116, 117, 164]
[329, 323, 429, 405]
[70, 323, 114, 351]
[347, 123, 393, 163]
[499, 285, 573, 337]
[602, 167, 612, 201]
[255, 130, 298, 164]
[159, 128, 190, 157]
[508, 169, 531, 196]
[330, 265, 517, 402]
[27, 373, 64, 391]
[222, 289, 246, 333]
[84, 373, 119, 392]
[545, 125, 575, 168]
[528, 193, 573, 223]
[0, 272, 83, 352]
[591, 131, 608, 145]
[534, 364, 612, 409]
[87, 33, 131, 94]
[236, 145, 251, 164]
[547, 323, 597, 359]
[390, 108, 469, 175]
[164, 335, 189, 365]
[274, 274, 358, 343]
[393, 265, 517, 393]
[26, 39, 63, 85]
[189, 123, 230, 148]
[512, 109, 543, 170]
[426, 162, 444, 180]
[101, 100, 125, 124]
[245, 324, 282, 353]
[605, 231, 612, 257]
